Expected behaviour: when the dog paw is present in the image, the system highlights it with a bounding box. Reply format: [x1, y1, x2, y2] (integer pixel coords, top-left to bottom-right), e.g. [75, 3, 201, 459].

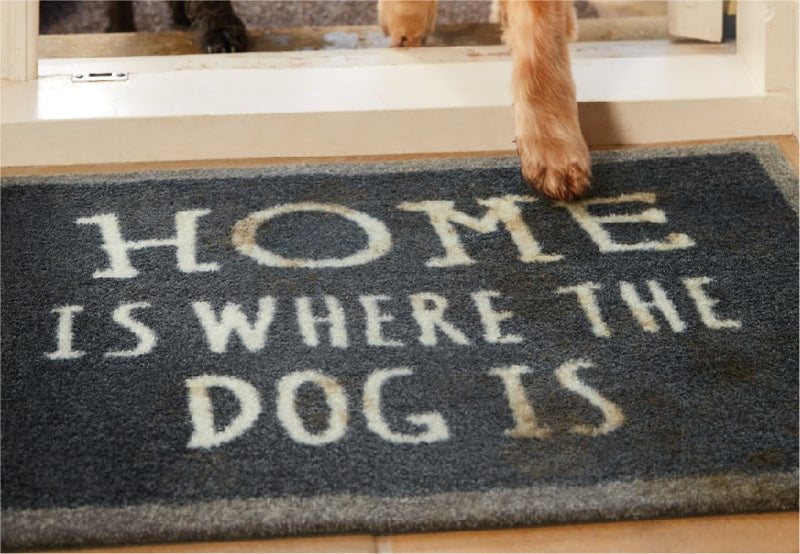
[195, 16, 248, 53]
[517, 139, 591, 201]
[379, 0, 437, 47]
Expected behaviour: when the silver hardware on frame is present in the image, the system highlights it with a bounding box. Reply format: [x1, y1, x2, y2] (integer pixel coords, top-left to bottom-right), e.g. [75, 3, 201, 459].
[72, 72, 129, 82]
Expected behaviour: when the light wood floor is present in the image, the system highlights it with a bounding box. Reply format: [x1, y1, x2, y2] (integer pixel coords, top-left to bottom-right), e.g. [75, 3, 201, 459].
[76, 512, 798, 553]
[9, 136, 797, 553]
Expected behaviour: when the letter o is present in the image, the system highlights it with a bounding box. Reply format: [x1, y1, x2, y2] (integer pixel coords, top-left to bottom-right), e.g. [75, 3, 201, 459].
[232, 202, 392, 268]
[276, 370, 348, 445]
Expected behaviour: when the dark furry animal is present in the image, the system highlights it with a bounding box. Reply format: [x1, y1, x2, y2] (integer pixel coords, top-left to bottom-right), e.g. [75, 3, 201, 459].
[107, 0, 248, 53]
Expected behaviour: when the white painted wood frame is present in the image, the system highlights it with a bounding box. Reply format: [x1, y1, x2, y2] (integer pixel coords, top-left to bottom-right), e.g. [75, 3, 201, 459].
[0, 0, 38, 81]
[1, 0, 797, 168]
[668, 0, 724, 42]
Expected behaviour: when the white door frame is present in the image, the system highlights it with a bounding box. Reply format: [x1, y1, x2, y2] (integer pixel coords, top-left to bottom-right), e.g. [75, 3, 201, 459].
[0, 0, 38, 81]
[668, 0, 724, 42]
[1, 0, 797, 169]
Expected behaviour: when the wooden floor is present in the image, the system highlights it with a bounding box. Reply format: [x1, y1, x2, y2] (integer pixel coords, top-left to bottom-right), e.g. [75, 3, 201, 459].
[12, 136, 797, 553]
[76, 512, 799, 553]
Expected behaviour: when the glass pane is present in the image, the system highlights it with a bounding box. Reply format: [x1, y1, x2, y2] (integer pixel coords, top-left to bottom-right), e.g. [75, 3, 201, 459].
[39, 1, 672, 58]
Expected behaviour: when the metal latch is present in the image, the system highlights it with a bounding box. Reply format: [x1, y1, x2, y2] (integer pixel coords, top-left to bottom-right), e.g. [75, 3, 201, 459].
[72, 72, 128, 82]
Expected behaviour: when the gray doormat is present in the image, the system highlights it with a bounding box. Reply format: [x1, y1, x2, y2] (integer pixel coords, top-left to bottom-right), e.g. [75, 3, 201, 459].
[2, 142, 798, 550]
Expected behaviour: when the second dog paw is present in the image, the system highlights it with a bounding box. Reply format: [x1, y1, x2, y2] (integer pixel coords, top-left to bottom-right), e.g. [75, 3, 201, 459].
[378, 0, 437, 47]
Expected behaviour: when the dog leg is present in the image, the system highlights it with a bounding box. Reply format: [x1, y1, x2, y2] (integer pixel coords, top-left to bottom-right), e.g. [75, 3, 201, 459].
[106, 1, 135, 33]
[169, 1, 191, 29]
[184, 1, 248, 53]
[378, 0, 437, 47]
[503, 1, 590, 200]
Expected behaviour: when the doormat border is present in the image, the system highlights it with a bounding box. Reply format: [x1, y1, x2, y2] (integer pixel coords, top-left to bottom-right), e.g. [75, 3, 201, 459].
[3, 471, 797, 550]
[2, 141, 798, 550]
[3, 142, 797, 210]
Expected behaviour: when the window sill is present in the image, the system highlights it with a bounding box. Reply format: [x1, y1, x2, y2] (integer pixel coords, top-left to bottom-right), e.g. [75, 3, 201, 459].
[1, 41, 793, 168]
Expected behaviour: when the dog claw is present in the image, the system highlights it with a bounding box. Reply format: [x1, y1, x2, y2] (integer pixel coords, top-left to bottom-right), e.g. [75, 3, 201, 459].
[523, 163, 591, 201]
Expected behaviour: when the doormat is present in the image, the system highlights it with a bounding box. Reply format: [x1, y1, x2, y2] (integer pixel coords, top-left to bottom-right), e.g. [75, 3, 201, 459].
[2, 142, 798, 550]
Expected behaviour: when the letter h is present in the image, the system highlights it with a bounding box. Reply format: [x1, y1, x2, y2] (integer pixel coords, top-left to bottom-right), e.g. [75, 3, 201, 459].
[76, 210, 220, 279]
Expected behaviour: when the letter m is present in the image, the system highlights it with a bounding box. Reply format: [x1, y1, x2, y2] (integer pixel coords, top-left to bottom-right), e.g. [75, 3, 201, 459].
[397, 195, 561, 267]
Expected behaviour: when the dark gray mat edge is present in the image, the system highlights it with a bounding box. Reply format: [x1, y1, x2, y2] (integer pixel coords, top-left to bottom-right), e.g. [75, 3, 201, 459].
[3, 470, 797, 550]
[3, 141, 797, 211]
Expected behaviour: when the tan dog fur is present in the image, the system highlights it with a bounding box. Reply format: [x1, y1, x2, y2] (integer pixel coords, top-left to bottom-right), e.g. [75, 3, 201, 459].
[378, 0, 438, 47]
[379, 0, 590, 201]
